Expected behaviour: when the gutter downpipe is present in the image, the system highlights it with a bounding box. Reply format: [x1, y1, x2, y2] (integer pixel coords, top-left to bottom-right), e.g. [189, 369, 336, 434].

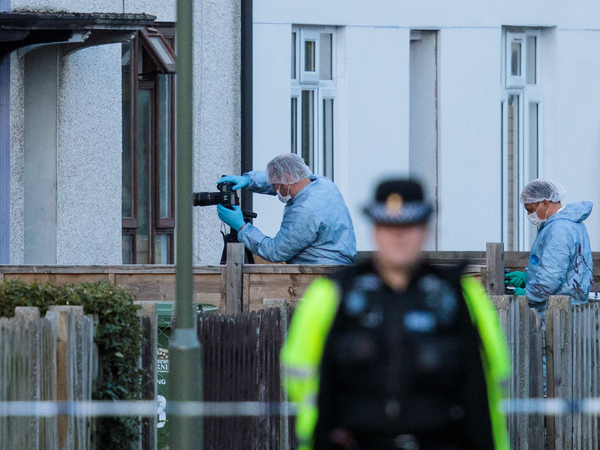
[241, 0, 253, 213]
[170, 0, 203, 447]
[0, 0, 9, 264]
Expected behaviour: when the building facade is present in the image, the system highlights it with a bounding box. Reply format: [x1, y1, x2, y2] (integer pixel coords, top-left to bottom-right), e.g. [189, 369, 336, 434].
[2, 0, 600, 265]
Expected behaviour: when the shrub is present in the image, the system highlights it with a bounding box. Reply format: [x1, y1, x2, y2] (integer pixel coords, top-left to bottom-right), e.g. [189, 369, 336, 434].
[0, 279, 145, 448]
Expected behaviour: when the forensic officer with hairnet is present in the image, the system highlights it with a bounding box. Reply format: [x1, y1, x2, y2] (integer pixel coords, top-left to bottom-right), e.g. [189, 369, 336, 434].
[282, 179, 510, 449]
[505, 178, 593, 316]
[216, 153, 356, 264]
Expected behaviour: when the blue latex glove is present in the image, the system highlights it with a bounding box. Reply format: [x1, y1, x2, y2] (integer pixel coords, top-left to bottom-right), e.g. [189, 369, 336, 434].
[217, 204, 245, 231]
[217, 175, 250, 190]
[513, 288, 526, 296]
[505, 271, 527, 288]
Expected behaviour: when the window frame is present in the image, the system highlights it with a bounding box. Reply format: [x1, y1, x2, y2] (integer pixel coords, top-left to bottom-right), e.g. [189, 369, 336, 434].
[292, 25, 337, 180]
[501, 28, 542, 251]
[122, 23, 176, 264]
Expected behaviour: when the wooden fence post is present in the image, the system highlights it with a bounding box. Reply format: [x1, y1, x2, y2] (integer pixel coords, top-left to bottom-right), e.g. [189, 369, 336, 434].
[486, 242, 505, 295]
[49, 306, 78, 449]
[225, 243, 245, 314]
[136, 302, 158, 450]
[14, 307, 41, 450]
[262, 298, 290, 450]
[546, 296, 572, 450]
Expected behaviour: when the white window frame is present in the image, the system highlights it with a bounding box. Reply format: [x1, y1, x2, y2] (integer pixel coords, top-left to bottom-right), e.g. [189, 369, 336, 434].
[505, 32, 526, 88]
[292, 25, 337, 180]
[299, 28, 320, 85]
[501, 28, 542, 251]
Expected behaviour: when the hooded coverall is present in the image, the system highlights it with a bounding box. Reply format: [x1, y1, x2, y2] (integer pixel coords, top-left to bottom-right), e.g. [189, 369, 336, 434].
[237, 171, 356, 265]
[526, 201, 593, 313]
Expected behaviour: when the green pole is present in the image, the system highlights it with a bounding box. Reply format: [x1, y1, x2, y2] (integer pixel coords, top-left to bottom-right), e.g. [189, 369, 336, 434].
[170, 0, 202, 447]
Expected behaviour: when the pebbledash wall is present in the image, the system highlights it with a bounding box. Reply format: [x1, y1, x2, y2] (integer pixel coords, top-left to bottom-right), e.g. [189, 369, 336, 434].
[7, 0, 241, 264]
[251, 0, 600, 252]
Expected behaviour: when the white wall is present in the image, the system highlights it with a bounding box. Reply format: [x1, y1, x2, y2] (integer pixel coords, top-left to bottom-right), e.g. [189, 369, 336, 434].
[343, 26, 410, 251]
[248, 23, 291, 241]
[253, 0, 600, 252]
[437, 28, 502, 250]
[549, 30, 600, 244]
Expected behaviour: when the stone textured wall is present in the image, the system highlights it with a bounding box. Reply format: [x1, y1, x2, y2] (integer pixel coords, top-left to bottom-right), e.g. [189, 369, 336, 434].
[56, 45, 123, 264]
[8, 0, 241, 264]
[9, 56, 25, 264]
[192, 0, 241, 264]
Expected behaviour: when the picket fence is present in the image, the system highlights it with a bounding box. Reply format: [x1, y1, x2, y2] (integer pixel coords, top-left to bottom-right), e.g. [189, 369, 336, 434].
[0, 306, 95, 450]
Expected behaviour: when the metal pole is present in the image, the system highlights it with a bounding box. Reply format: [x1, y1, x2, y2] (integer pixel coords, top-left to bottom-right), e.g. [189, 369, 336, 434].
[170, 0, 202, 446]
[240, 0, 253, 213]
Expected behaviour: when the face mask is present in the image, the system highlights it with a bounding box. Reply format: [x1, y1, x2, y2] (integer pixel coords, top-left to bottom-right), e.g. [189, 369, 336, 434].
[527, 212, 542, 227]
[527, 203, 546, 227]
[276, 186, 292, 203]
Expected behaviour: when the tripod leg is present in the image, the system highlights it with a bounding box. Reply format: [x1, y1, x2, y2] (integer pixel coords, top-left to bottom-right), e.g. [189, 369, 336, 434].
[245, 248, 255, 264]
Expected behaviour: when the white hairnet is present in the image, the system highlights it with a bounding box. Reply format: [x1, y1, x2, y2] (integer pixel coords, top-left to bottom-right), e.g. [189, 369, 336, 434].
[520, 178, 567, 204]
[266, 153, 312, 185]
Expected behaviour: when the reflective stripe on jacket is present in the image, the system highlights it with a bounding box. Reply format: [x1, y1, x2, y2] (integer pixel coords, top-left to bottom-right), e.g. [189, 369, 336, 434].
[281, 275, 511, 450]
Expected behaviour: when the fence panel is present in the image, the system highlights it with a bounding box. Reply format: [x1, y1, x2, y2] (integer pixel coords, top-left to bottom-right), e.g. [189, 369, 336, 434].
[0, 306, 95, 450]
[492, 296, 544, 449]
[197, 307, 294, 449]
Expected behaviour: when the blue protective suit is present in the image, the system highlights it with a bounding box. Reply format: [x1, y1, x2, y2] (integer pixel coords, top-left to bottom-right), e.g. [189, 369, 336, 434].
[526, 201, 593, 313]
[237, 171, 356, 264]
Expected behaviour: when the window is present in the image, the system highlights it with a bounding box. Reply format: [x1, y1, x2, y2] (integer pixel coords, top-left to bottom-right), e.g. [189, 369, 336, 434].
[502, 29, 541, 251]
[291, 26, 336, 180]
[122, 24, 176, 264]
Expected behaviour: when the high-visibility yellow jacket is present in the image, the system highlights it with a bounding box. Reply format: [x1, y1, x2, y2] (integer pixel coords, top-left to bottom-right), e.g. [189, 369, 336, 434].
[281, 274, 511, 450]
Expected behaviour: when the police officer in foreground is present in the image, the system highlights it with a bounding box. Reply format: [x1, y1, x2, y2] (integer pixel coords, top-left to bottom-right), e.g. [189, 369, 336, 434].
[282, 178, 511, 450]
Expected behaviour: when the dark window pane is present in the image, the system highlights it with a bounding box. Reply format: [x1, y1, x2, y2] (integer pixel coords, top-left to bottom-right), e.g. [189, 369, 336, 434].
[291, 97, 298, 153]
[323, 98, 334, 180]
[154, 234, 171, 264]
[507, 94, 520, 251]
[122, 234, 133, 264]
[292, 32, 297, 79]
[305, 40, 316, 72]
[137, 88, 152, 264]
[122, 43, 133, 218]
[526, 36, 536, 84]
[301, 90, 314, 170]
[511, 41, 521, 77]
[158, 75, 172, 219]
[320, 34, 332, 80]
[529, 102, 538, 180]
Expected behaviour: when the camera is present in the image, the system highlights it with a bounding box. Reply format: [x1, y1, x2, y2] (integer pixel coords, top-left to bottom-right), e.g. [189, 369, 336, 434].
[193, 180, 238, 209]
[192, 177, 257, 264]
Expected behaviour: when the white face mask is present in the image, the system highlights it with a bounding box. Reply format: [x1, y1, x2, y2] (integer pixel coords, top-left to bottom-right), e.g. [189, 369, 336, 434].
[527, 212, 542, 227]
[527, 203, 546, 227]
[276, 185, 292, 204]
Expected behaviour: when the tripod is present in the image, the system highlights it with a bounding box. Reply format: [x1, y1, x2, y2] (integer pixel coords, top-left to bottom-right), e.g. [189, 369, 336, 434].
[220, 211, 257, 264]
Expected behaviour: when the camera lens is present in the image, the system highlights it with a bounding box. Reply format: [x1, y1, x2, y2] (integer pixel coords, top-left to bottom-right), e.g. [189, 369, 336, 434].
[193, 192, 220, 206]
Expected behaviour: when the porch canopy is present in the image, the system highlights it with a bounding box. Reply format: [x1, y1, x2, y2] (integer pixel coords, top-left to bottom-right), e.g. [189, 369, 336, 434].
[0, 11, 155, 63]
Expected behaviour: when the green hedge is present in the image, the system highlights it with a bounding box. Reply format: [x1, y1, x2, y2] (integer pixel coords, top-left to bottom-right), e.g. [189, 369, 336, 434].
[0, 279, 145, 448]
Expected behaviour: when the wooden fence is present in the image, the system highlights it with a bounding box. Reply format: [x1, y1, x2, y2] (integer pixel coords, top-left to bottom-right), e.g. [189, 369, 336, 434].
[196, 301, 294, 449]
[1, 244, 598, 314]
[0, 303, 158, 450]
[2, 243, 600, 449]
[193, 295, 600, 450]
[0, 306, 95, 450]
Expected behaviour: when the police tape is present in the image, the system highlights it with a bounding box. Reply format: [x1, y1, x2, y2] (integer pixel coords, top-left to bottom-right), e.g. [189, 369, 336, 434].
[1, 399, 600, 417]
[502, 398, 600, 415]
[0, 401, 294, 417]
